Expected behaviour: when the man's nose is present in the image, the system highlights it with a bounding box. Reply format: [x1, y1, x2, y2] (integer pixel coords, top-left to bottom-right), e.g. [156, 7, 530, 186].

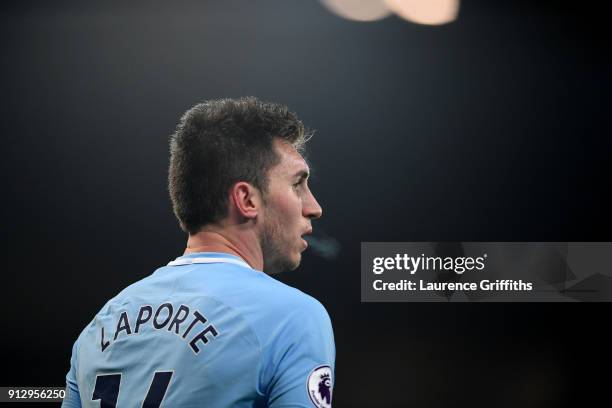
[304, 189, 323, 219]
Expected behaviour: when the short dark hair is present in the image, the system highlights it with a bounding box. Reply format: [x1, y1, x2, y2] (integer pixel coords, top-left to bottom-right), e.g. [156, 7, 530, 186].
[169, 97, 310, 234]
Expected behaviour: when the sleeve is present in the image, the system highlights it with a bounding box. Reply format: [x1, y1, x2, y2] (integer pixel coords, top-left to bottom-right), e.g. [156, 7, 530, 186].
[61, 339, 82, 408]
[264, 298, 336, 408]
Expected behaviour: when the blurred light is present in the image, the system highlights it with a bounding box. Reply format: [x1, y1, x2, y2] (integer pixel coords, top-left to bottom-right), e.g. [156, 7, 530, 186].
[320, 0, 392, 22]
[384, 0, 460, 25]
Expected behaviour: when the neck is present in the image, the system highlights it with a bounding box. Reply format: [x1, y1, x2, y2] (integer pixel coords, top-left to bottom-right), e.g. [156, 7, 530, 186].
[184, 228, 263, 271]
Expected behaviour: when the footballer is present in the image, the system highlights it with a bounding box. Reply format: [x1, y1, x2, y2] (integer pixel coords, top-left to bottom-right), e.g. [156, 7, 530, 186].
[62, 97, 335, 408]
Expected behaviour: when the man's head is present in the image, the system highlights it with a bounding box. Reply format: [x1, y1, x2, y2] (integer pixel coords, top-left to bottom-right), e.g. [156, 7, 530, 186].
[169, 97, 322, 273]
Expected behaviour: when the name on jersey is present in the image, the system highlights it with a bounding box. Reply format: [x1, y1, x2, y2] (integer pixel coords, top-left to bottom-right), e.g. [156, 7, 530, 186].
[100, 302, 219, 355]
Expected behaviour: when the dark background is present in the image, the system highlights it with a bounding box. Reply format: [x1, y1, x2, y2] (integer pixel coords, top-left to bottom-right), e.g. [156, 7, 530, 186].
[1, 1, 610, 407]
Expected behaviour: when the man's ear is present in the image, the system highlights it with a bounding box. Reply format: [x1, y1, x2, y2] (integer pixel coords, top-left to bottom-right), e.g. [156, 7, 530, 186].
[230, 182, 260, 220]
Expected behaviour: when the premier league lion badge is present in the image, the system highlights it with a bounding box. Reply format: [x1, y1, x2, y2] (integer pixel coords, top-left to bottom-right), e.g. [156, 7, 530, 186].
[307, 365, 332, 408]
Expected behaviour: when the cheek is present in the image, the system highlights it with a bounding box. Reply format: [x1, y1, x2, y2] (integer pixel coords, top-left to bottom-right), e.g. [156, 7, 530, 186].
[274, 192, 302, 218]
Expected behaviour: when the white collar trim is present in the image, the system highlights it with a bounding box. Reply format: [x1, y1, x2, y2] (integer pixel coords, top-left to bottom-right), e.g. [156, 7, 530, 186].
[168, 256, 251, 269]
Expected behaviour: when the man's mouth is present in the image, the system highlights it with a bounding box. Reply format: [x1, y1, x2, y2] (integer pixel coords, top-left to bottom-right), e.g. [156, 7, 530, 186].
[301, 229, 313, 249]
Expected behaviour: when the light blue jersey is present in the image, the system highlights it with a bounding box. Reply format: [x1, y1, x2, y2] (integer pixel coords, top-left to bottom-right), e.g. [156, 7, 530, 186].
[62, 252, 335, 408]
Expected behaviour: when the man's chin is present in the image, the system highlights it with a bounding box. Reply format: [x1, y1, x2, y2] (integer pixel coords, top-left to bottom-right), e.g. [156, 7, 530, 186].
[288, 257, 301, 271]
[264, 254, 301, 275]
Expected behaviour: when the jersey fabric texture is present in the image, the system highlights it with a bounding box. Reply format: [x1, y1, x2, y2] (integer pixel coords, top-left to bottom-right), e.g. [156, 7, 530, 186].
[62, 252, 335, 408]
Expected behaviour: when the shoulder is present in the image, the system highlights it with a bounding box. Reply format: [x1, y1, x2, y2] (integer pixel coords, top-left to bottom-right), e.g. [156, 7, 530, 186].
[74, 266, 167, 334]
[256, 280, 335, 401]
[254, 276, 334, 346]
[253, 274, 331, 323]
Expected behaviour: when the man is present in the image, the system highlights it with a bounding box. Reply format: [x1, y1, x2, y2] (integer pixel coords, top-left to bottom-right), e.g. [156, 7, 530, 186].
[62, 97, 335, 407]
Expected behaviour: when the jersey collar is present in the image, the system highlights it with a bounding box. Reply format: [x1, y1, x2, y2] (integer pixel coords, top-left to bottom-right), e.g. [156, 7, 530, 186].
[167, 252, 252, 269]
